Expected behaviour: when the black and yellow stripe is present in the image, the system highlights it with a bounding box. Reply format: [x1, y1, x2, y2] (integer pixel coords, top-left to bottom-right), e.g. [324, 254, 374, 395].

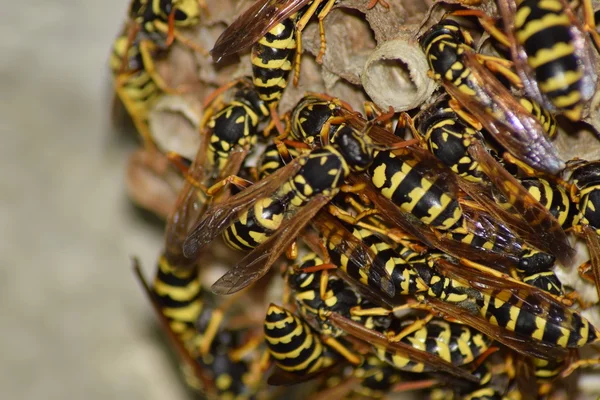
[151, 256, 203, 348]
[264, 304, 337, 375]
[571, 162, 600, 235]
[414, 97, 486, 183]
[520, 177, 573, 229]
[251, 15, 297, 107]
[129, 0, 201, 33]
[514, 0, 591, 121]
[223, 146, 348, 252]
[519, 97, 557, 138]
[289, 252, 393, 337]
[419, 18, 564, 174]
[375, 317, 491, 373]
[205, 86, 268, 175]
[257, 143, 301, 179]
[415, 253, 599, 350]
[369, 149, 463, 231]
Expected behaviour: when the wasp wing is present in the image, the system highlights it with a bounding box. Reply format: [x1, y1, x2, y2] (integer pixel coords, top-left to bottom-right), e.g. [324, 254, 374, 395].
[348, 173, 519, 270]
[211, 0, 311, 61]
[328, 312, 479, 382]
[311, 210, 396, 298]
[183, 158, 303, 260]
[211, 195, 331, 295]
[582, 225, 600, 303]
[465, 141, 574, 264]
[443, 49, 564, 174]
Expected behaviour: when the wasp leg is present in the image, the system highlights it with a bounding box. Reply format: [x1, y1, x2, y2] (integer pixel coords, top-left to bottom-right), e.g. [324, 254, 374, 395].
[263, 103, 285, 137]
[322, 336, 362, 365]
[577, 260, 595, 284]
[113, 78, 157, 150]
[315, 0, 337, 64]
[205, 175, 253, 196]
[229, 334, 263, 362]
[448, 99, 484, 131]
[561, 358, 600, 378]
[386, 313, 434, 342]
[152, 20, 209, 56]
[293, 0, 325, 86]
[138, 39, 191, 94]
[582, 0, 600, 50]
[450, 9, 509, 47]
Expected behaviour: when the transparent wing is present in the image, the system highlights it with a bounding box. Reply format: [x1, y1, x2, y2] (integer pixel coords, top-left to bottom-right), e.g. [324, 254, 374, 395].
[443, 49, 564, 174]
[465, 141, 574, 265]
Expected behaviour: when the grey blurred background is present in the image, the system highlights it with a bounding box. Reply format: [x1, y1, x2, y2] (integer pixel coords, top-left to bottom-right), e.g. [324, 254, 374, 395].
[1, 1, 192, 398]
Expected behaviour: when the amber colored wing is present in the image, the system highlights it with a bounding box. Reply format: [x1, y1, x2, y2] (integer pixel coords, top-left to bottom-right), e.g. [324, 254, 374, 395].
[582, 225, 600, 303]
[183, 158, 303, 260]
[211, 195, 332, 295]
[310, 210, 396, 298]
[465, 141, 574, 265]
[211, 0, 311, 61]
[328, 312, 479, 382]
[443, 49, 564, 174]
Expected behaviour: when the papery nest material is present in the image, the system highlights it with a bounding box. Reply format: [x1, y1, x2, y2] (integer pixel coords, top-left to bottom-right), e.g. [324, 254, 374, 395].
[126, 148, 184, 220]
[361, 27, 437, 112]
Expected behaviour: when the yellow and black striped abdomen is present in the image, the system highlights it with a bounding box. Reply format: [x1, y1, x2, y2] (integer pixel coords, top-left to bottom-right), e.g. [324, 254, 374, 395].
[475, 289, 598, 348]
[369, 150, 462, 231]
[520, 177, 572, 228]
[375, 318, 490, 372]
[222, 197, 286, 252]
[575, 185, 600, 234]
[264, 304, 336, 375]
[151, 256, 203, 344]
[515, 0, 589, 120]
[251, 16, 297, 106]
[519, 97, 557, 138]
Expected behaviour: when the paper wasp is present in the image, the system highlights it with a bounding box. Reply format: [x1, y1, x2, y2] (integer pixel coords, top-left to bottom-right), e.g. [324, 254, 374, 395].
[419, 18, 565, 175]
[456, 0, 599, 121]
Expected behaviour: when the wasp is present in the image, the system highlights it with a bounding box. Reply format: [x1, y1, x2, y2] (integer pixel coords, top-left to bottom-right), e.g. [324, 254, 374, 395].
[413, 95, 487, 184]
[417, 256, 600, 361]
[110, 31, 176, 149]
[211, 0, 388, 87]
[286, 253, 489, 381]
[419, 18, 565, 175]
[182, 115, 398, 296]
[378, 109, 575, 265]
[459, 0, 600, 121]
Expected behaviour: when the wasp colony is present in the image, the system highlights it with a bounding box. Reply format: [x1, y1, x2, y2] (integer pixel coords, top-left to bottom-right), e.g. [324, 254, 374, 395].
[111, 0, 600, 398]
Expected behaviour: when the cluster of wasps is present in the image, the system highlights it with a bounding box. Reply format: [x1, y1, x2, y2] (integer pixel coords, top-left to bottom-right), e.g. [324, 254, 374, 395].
[110, 0, 600, 398]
